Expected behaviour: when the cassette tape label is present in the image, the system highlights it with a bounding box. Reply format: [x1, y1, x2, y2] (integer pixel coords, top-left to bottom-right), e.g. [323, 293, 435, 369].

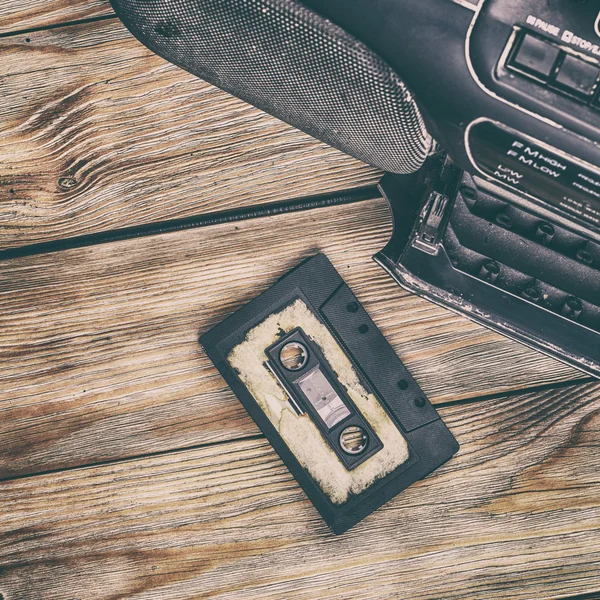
[227, 298, 410, 505]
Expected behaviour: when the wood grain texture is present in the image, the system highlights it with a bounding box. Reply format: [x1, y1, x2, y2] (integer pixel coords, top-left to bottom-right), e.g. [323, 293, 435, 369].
[0, 0, 113, 35]
[0, 199, 578, 480]
[1, 382, 599, 600]
[0, 3, 593, 599]
[0, 18, 380, 249]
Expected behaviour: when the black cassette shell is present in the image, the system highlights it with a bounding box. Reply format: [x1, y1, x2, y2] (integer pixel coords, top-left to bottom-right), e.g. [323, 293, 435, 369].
[200, 254, 459, 534]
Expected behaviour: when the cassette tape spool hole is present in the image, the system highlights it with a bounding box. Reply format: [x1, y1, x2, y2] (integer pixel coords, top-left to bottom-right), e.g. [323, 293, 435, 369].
[279, 342, 309, 371]
[340, 425, 369, 455]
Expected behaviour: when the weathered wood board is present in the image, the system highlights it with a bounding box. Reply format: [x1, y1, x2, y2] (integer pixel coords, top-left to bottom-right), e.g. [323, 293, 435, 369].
[0, 18, 380, 249]
[1, 382, 599, 600]
[0, 2, 595, 599]
[0, 0, 112, 35]
[0, 199, 579, 480]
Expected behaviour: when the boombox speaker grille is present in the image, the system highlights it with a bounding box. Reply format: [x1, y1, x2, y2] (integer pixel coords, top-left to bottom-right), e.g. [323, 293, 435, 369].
[110, 0, 432, 174]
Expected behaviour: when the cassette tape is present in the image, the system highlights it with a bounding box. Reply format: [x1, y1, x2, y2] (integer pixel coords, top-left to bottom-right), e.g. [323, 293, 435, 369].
[200, 254, 459, 533]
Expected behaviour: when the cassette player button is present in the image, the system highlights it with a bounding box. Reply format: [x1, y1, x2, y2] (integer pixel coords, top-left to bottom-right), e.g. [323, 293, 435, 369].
[555, 55, 600, 98]
[512, 34, 560, 79]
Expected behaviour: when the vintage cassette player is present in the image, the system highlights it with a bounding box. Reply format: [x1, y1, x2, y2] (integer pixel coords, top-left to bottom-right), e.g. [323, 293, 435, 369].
[200, 254, 459, 534]
[114, 0, 600, 377]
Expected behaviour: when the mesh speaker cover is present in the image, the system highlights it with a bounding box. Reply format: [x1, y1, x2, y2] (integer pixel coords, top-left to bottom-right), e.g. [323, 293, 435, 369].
[110, 0, 432, 174]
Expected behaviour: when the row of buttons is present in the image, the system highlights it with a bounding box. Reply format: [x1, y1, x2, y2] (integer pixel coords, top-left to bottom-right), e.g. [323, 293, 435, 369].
[508, 32, 600, 106]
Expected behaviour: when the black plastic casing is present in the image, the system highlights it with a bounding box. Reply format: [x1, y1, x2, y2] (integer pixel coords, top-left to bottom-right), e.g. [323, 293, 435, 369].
[200, 254, 459, 534]
[305, 0, 600, 376]
[111, 0, 600, 374]
[376, 157, 600, 378]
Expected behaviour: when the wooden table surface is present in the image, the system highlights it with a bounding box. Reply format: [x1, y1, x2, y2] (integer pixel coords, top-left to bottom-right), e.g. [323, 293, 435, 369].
[1, 3, 599, 599]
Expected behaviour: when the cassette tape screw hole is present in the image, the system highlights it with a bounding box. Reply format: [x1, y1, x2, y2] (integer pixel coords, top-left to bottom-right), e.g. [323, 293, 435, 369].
[346, 302, 359, 313]
[397, 379, 409, 391]
[358, 324, 369, 334]
[340, 426, 369, 455]
[414, 397, 427, 408]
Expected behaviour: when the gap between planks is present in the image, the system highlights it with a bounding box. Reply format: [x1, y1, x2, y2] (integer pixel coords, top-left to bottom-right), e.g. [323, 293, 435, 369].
[0, 185, 380, 260]
[0, 16, 381, 249]
[0, 1, 115, 36]
[1, 376, 595, 487]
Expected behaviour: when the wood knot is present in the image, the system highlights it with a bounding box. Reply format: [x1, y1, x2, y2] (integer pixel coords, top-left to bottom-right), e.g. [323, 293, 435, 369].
[58, 177, 78, 191]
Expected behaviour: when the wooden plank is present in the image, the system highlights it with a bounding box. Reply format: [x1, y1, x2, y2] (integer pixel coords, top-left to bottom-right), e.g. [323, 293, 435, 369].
[1, 382, 599, 600]
[0, 199, 579, 480]
[0, 18, 380, 249]
[0, 1, 113, 35]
